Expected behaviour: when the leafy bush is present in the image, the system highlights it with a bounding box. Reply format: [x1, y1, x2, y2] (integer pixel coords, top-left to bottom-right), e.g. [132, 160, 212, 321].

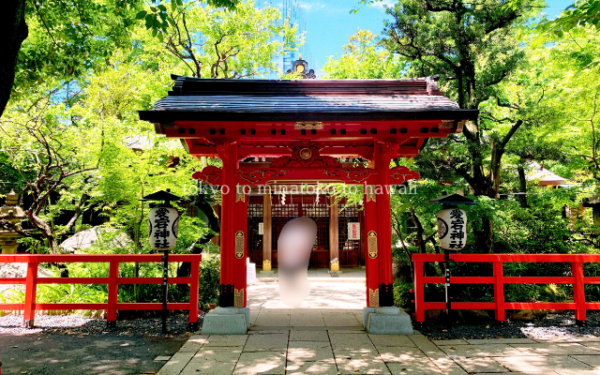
[394, 282, 414, 310]
[199, 255, 220, 306]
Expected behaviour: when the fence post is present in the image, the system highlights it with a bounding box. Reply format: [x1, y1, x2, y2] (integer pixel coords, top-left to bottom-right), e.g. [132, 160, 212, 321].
[493, 260, 505, 322]
[107, 261, 119, 327]
[23, 262, 38, 328]
[572, 261, 586, 325]
[189, 259, 200, 330]
[413, 257, 425, 323]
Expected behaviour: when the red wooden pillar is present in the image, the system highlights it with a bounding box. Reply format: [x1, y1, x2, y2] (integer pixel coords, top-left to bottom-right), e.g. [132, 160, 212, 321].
[375, 141, 396, 306]
[218, 142, 237, 307]
[189, 260, 200, 324]
[413, 258, 425, 322]
[107, 261, 119, 326]
[363, 183, 379, 307]
[23, 262, 38, 327]
[232, 185, 248, 307]
[493, 261, 505, 322]
[573, 261, 586, 322]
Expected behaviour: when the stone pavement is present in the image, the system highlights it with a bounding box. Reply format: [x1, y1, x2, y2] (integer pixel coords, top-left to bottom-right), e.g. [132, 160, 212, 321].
[158, 278, 600, 374]
[156, 331, 600, 375]
[255, 268, 366, 283]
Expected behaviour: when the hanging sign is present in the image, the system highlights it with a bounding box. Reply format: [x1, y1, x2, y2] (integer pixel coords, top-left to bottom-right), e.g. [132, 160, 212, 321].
[437, 208, 466, 251]
[148, 207, 179, 250]
[348, 222, 360, 240]
[258, 222, 264, 235]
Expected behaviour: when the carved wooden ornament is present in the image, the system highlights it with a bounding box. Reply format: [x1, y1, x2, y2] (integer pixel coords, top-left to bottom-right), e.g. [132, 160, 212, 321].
[366, 185, 376, 202]
[234, 289, 244, 308]
[369, 288, 380, 307]
[191, 166, 222, 185]
[235, 231, 245, 259]
[368, 231, 378, 259]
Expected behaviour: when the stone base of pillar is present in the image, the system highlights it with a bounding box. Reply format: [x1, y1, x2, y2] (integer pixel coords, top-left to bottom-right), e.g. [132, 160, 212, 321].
[329, 270, 343, 276]
[258, 270, 275, 277]
[365, 306, 413, 335]
[201, 307, 248, 335]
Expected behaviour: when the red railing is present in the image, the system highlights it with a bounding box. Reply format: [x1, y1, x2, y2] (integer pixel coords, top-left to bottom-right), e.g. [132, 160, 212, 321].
[0, 254, 202, 327]
[412, 253, 600, 323]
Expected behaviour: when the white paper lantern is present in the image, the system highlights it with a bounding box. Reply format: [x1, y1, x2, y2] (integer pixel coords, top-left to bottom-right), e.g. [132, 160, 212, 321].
[148, 206, 179, 250]
[437, 208, 467, 251]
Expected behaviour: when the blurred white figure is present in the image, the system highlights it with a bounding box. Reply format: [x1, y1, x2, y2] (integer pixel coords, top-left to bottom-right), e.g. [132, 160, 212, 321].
[277, 217, 317, 307]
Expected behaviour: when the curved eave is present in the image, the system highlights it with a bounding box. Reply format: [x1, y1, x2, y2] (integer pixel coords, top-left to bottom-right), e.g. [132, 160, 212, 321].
[139, 108, 478, 123]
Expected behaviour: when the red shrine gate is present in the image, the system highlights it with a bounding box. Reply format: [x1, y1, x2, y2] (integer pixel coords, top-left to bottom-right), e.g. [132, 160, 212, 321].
[140, 69, 477, 323]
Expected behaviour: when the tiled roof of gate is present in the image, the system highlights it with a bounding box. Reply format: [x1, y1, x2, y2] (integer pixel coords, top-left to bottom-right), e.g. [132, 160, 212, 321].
[139, 75, 478, 123]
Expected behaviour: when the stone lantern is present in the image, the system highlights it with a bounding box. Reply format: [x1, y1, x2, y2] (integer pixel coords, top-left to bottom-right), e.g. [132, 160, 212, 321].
[0, 190, 26, 254]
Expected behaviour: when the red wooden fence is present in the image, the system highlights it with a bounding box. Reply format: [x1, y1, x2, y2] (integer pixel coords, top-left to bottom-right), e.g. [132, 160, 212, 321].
[0, 254, 202, 327]
[412, 253, 600, 323]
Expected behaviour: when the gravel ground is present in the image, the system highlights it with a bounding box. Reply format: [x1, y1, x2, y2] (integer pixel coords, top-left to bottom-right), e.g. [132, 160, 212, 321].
[0, 312, 206, 375]
[0, 310, 206, 336]
[418, 311, 600, 340]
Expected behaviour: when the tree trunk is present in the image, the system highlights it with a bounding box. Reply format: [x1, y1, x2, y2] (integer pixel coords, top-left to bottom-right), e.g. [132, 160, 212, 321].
[410, 211, 427, 254]
[475, 216, 494, 253]
[177, 193, 220, 279]
[517, 165, 529, 208]
[1, 0, 28, 117]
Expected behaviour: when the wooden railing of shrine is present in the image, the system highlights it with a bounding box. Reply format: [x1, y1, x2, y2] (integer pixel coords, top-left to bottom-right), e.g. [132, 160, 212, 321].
[412, 253, 600, 323]
[0, 254, 202, 327]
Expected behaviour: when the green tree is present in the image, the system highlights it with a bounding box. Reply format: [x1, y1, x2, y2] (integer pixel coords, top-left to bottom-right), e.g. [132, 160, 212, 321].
[2, 0, 242, 119]
[323, 30, 406, 79]
[381, 0, 543, 251]
[536, 0, 600, 39]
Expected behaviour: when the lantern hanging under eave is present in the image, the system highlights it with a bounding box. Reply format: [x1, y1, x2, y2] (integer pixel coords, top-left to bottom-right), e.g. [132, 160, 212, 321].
[437, 208, 467, 251]
[148, 206, 179, 251]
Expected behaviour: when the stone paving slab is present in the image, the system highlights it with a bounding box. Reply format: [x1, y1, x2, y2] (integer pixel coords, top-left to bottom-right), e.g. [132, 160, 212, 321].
[466, 338, 538, 345]
[243, 333, 289, 352]
[439, 343, 523, 358]
[370, 334, 417, 347]
[334, 351, 389, 375]
[376, 348, 431, 363]
[452, 357, 509, 373]
[494, 355, 594, 375]
[181, 361, 237, 375]
[179, 335, 209, 352]
[534, 336, 600, 343]
[387, 361, 445, 375]
[204, 335, 248, 347]
[233, 351, 287, 374]
[509, 342, 600, 356]
[287, 341, 334, 361]
[157, 351, 197, 375]
[289, 330, 329, 341]
[289, 316, 325, 326]
[250, 325, 364, 331]
[285, 360, 338, 375]
[192, 346, 244, 363]
[330, 333, 376, 350]
[582, 342, 600, 351]
[570, 354, 600, 368]
[432, 339, 470, 346]
[407, 334, 469, 375]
